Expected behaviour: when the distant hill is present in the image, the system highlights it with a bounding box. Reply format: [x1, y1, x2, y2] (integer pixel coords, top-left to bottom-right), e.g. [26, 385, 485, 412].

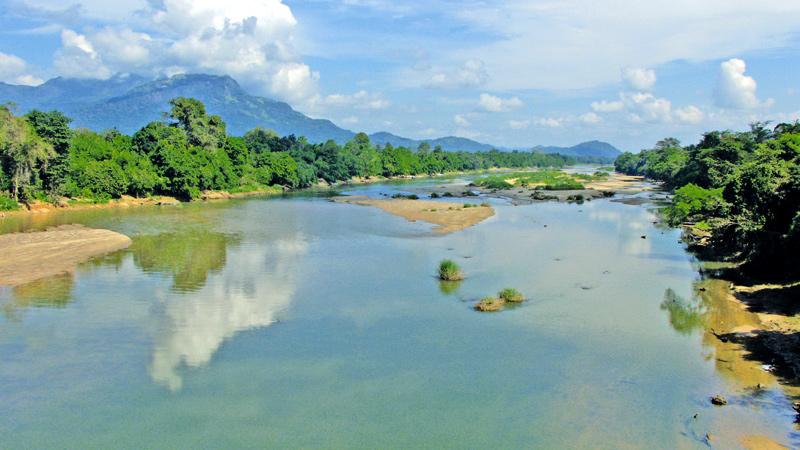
[0, 73, 620, 158]
[532, 141, 622, 160]
[369, 132, 495, 152]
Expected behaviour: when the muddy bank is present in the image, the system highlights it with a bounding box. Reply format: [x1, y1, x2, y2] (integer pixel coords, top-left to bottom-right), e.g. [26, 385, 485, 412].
[2, 188, 284, 218]
[333, 196, 494, 233]
[0, 224, 132, 286]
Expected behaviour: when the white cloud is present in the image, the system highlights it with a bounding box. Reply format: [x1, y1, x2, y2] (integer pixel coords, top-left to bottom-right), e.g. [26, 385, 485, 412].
[47, 0, 321, 106]
[479, 93, 523, 112]
[534, 117, 563, 128]
[425, 59, 488, 89]
[622, 67, 656, 91]
[508, 119, 530, 129]
[622, 92, 672, 123]
[714, 58, 772, 109]
[675, 105, 704, 124]
[451, 1, 800, 90]
[579, 112, 602, 124]
[0, 52, 43, 86]
[341, 116, 360, 125]
[454, 114, 470, 127]
[54, 29, 112, 79]
[591, 99, 625, 112]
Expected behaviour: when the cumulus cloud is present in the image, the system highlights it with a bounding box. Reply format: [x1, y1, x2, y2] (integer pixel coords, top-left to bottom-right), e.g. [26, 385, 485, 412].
[590, 90, 704, 125]
[534, 117, 563, 128]
[47, 0, 320, 105]
[622, 67, 656, 91]
[479, 93, 523, 112]
[591, 99, 625, 113]
[0, 52, 43, 86]
[425, 59, 488, 89]
[714, 58, 772, 109]
[674, 105, 704, 124]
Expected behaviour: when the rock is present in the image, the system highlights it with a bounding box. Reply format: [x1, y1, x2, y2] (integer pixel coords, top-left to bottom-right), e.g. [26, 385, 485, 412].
[156, 196, 180, 206]
[710, 395, 727, 406]
[640, 235, 647, 239]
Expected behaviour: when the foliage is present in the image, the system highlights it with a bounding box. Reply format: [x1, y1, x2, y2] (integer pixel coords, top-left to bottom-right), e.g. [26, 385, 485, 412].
[438, 259, 464, 281]
[498, 288, 524, 303]
[615, 121, 800, 277]
[0, 192, 19, 210]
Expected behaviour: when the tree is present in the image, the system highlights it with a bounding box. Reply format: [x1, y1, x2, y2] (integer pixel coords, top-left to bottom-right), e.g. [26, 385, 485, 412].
[168, 97, 226, 150]
[0, 107, 54, 201]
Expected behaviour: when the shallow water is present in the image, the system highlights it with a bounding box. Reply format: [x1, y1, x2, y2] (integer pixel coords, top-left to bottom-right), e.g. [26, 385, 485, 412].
[1, 181, 797, 449]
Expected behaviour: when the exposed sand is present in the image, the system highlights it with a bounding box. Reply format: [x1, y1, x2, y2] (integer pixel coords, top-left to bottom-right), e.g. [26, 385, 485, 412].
[334, 197, 494, 233]
[0, 224, 132, 286]
[585, 174, 648, 192]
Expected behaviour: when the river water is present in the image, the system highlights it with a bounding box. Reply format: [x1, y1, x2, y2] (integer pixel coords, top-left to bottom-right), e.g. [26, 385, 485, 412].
[1, 178, 797, 448]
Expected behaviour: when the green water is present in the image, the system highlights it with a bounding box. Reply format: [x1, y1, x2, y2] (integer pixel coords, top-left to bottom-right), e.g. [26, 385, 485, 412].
[1, 181, 797, 449]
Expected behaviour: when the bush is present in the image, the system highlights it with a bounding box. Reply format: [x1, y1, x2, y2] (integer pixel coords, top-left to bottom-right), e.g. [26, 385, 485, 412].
[0, 193, 19, 210]
[498, 288, 524, 303]
[665, 183, 728, 225]
[438, 259, 464, 281]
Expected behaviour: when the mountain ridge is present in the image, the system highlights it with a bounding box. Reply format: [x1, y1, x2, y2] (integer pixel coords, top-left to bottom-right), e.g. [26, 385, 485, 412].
[0, 73, 621, 158]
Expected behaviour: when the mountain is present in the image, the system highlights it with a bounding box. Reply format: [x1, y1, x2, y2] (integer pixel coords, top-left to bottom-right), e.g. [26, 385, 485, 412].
[0, 73, 620, 157]
[369, 132, 495, 152]
[532, 140, 622, 160]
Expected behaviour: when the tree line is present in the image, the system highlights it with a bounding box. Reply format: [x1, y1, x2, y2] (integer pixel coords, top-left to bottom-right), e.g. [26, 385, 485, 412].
[0, 97, 576, 207]
[614, 122, 800, 278]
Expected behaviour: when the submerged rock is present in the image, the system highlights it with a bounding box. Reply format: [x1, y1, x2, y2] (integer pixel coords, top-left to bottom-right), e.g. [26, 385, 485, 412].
[710, 395, 727, 406]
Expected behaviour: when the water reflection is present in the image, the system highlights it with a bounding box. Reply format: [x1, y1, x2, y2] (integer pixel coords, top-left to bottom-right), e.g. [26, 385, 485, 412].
[661, 280, 790, 392]
[2, 274, 74, 320]
[131, 230, 237, 293]
[148, 235, 308, 391]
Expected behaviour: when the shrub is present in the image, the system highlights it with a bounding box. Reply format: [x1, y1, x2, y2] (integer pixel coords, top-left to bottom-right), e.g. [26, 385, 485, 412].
[392, 193, 419, 200]
[664, 183, 728, 225]
[430, 192, 440, 198]
[498, 288, 524, 303]
[438, 259, 464, 281]
[0, 193, 19, 211]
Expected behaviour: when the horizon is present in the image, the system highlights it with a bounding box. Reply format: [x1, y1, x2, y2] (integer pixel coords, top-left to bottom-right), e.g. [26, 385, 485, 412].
[1, 1, 799, 150]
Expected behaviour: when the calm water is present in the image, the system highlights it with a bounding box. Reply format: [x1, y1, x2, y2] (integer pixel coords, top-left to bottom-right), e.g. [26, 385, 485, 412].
[1, 180, 798, 449]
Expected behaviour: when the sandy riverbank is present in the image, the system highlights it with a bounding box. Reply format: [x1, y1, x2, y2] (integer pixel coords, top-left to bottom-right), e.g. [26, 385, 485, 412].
[333, 196, 494, 233]
[0, 224, 132, 286]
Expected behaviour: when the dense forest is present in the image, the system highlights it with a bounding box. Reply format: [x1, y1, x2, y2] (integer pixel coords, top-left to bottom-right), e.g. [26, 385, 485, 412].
[0, 97, 575, 209]
[615, 122, 800, 278]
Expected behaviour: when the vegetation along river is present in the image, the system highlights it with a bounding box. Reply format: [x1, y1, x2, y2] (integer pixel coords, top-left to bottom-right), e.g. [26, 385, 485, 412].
[1, 175, 798, 449]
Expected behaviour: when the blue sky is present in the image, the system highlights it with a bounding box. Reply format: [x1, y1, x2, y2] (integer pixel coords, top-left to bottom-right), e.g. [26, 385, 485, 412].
[1, 0, 799, 150]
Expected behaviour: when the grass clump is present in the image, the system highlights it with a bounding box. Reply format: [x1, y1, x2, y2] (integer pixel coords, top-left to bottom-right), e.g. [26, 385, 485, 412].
[438, 259, 464, 281]
[392, 193, 419, 200]
[498, 288, 524, 303]
[0, 193, 20, 211]
[474, 296, 505, 312]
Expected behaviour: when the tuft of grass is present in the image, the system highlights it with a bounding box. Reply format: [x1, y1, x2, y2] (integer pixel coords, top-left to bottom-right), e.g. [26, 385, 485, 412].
[0, 193, 20, 211]
[474, 296, 505, 312]
[429, 192, 440, 198]
[392, 193, 419, 200]
[498, 288, 524, 303]
[480, 202, 490, 207]
[438, 259, 464, 281]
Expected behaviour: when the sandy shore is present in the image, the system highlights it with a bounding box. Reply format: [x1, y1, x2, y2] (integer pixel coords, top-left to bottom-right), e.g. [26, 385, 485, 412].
[334, 197, 494, 233]
[0, 224, 132, 286]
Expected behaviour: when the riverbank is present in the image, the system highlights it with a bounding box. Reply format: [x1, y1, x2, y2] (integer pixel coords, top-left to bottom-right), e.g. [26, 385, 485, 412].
[0, 224, 132, 286]
[333, 196, 494, 233]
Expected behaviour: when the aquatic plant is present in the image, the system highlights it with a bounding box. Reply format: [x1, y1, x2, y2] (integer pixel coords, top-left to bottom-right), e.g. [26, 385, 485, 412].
[438, 259, 464, 281]
[474, 296, 505, 312]
[498, 288, 524, 303]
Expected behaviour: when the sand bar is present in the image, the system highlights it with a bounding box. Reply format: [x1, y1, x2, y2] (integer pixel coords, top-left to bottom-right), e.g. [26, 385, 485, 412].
[0, 224, 132, 286]
[335, 197, 494, 233]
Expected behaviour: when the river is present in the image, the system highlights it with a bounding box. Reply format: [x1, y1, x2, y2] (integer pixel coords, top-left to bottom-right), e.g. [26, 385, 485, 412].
[0, 177, 797, 448]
